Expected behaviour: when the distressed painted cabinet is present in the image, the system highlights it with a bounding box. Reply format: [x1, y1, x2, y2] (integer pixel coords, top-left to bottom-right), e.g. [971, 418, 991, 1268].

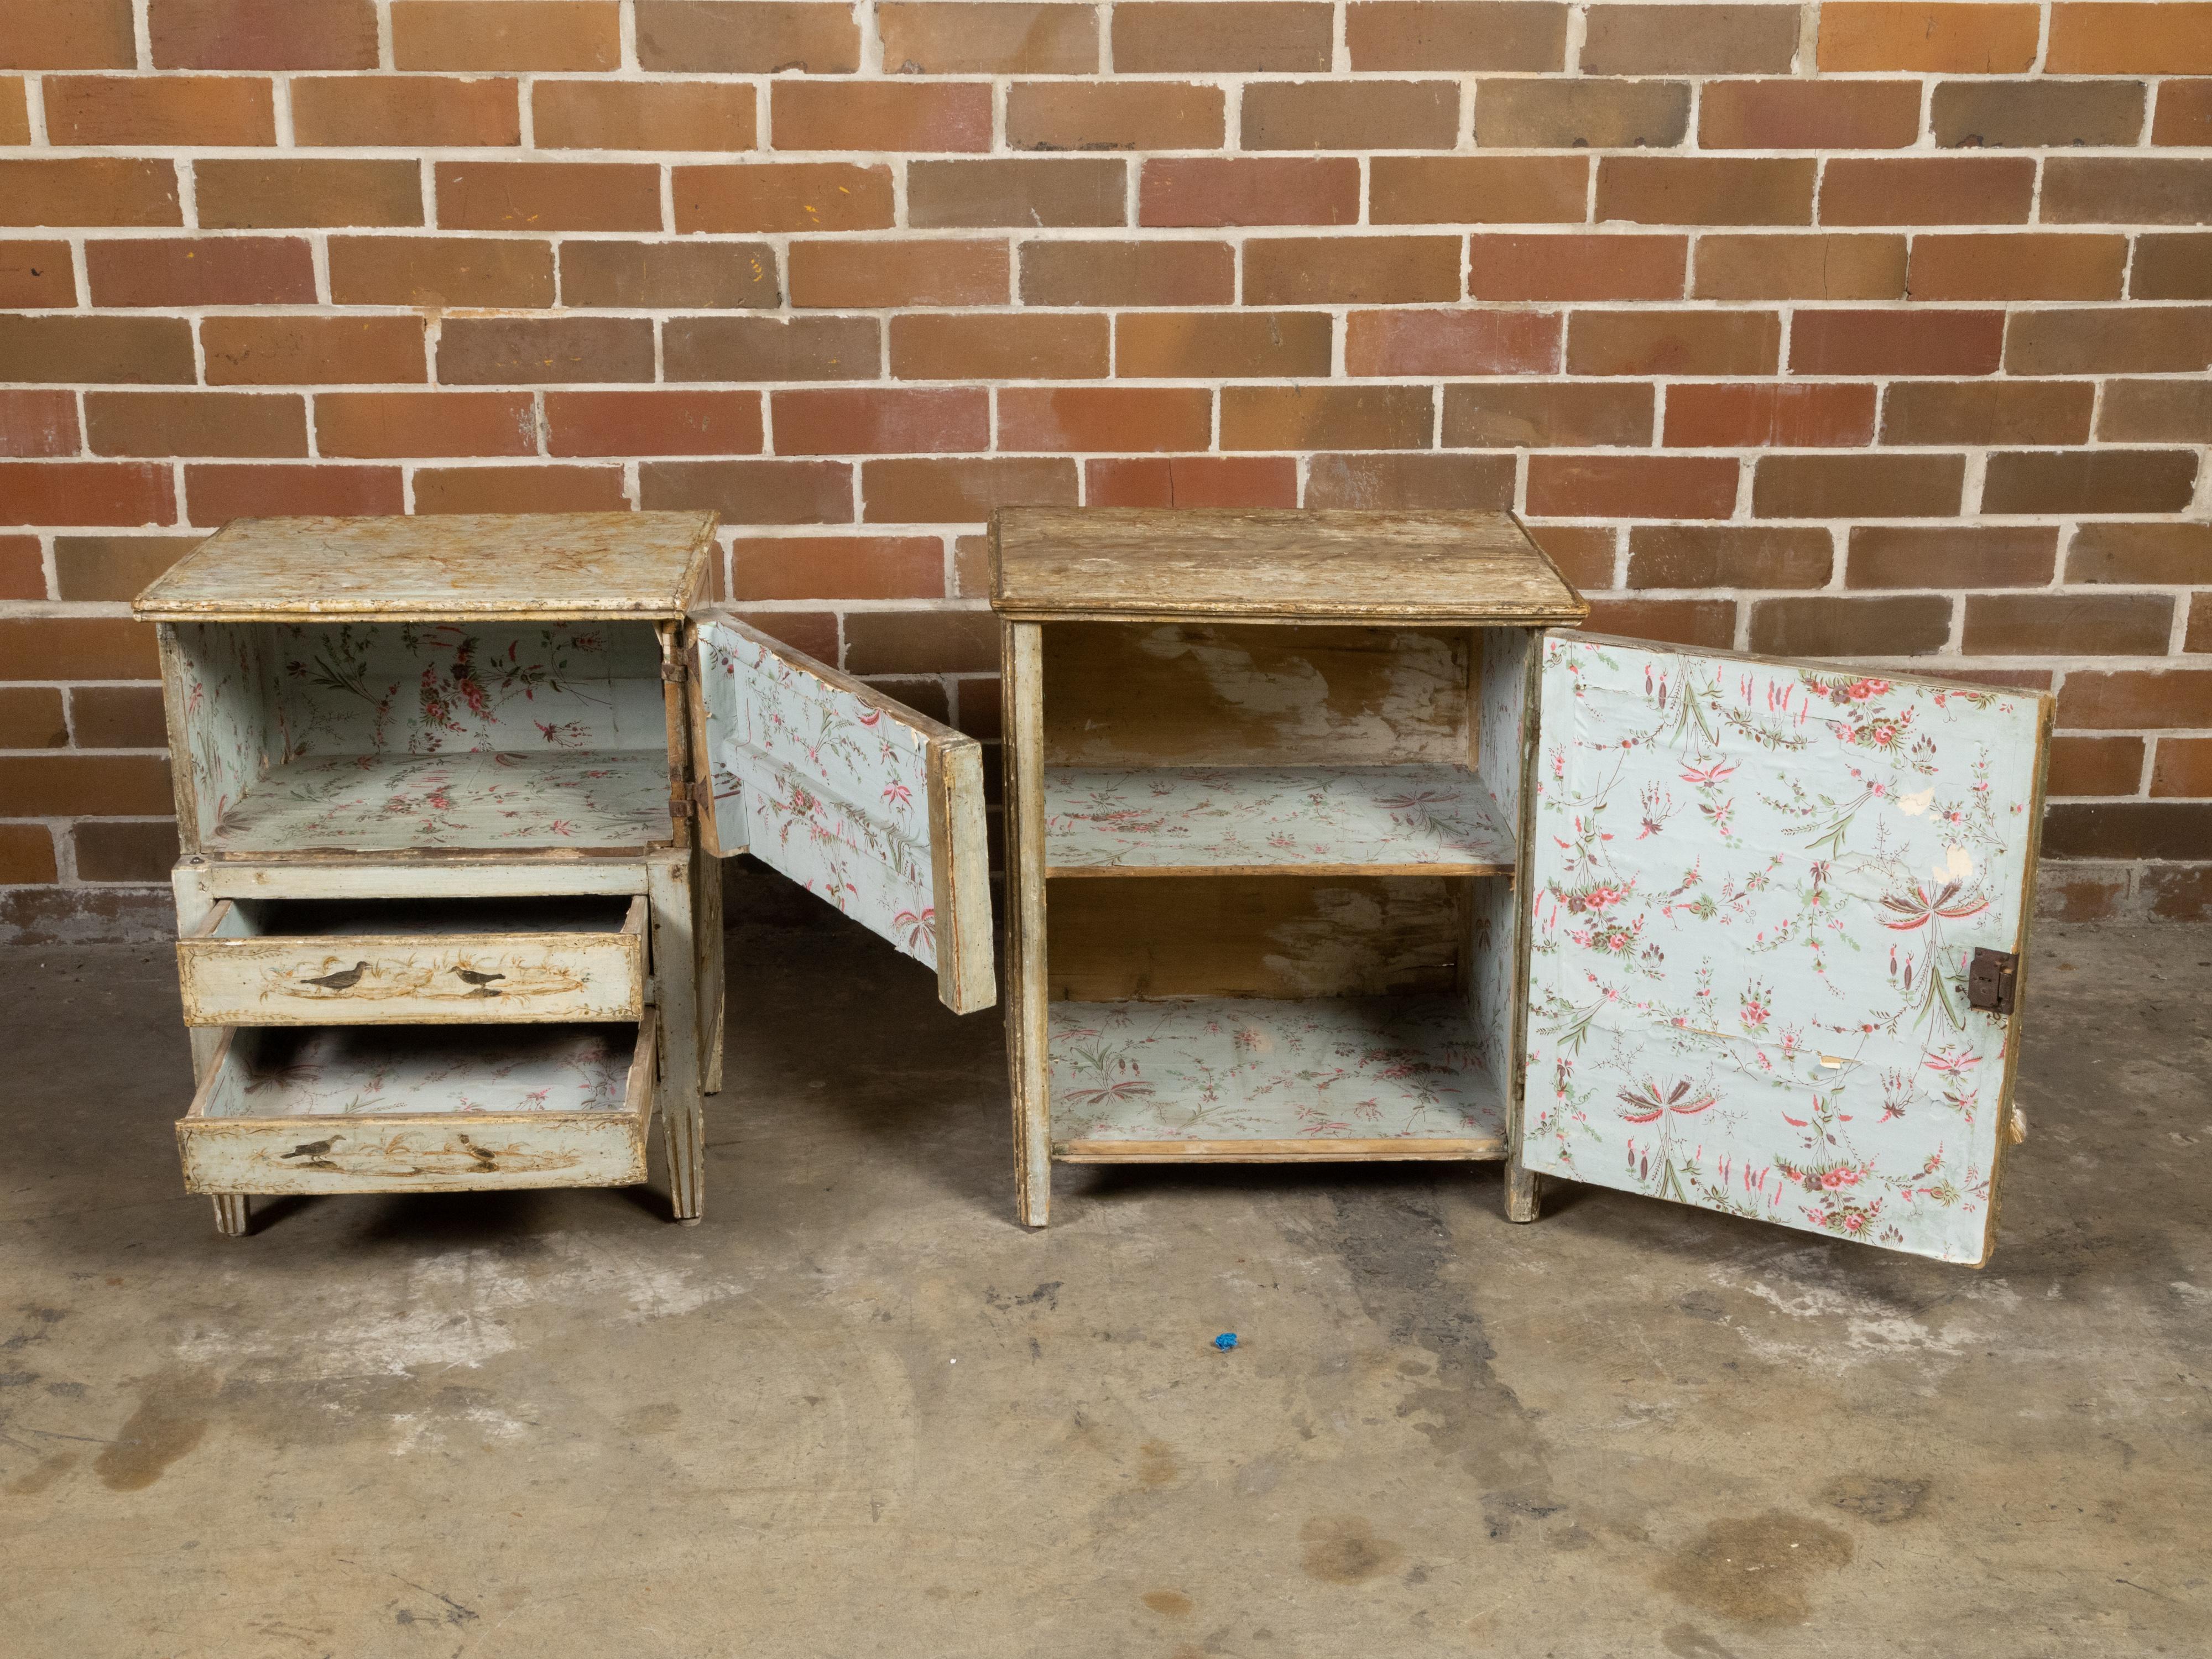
[993, 508, 2047, 1266]
[136, 512, 992, 1236]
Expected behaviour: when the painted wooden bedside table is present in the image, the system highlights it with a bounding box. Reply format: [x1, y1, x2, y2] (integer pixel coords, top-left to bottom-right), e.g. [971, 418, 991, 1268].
[137, 512, 993, 1236]
[992, 508, 2046, 1266]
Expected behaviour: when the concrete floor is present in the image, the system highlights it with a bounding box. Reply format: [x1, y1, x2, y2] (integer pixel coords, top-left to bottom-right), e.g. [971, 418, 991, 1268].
[1, 870, 2206, 1658]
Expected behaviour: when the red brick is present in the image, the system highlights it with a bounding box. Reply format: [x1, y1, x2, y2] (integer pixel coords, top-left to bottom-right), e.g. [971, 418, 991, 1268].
[72, 820, 180, 883]
[893, 314, 1109, 380]
[773, 81, 991, 152]
[0, 1, 134, 69]
[1881, 382, 2094, 446]
[0, 241, 75, 308]
[1791, 310, 2004, 377]
[1113, 312, 1330, 379]
[2154, 80, 2212, 145]
[1219, 385, 1435, 451]
[546, 390, 763, 457]
[184, 463, 401, 521]
[642, 458, 854, 523]
[1140, 159, 1360, 228]
[879, 3, 1097, 72]
[860, 457, 1079, 522]
[86, 237, 314, 307]
[2151, 738, 2212, 798]
[1752, 453, 1964, 518]
[393, 1, 619, 70]
[1444, 383, 1653, 447]
[789, 241, 1006, 309]
[1242, 81, 1461, 150]
[2042, 159, 2212, 227]
[1370, 156, 1589, 225]
[315, 392, 536, 460]
[1820, 158, 2036, 226]
[1083, 456, 1298, 509]
[2043, 802, 2212, 860]
[1818, 3, 2041, 71]
[1520, 524, 1616, 588]
[1305, 452, 1516, 510]
[3, 80, 31, 144]
[2190, 596, 2212, 656]
[909, 159, 1127, 229]
[0, 462, 173, 526]
[635, 2, 857, 71]
[1465, 234, 1683, 301]
[2099, 379, 2212, 444]
[1112, 3, 1334, 71]
[203, 317, 426, 386]
[0, 390, 80, 458]
[0, 617, 158, 679]
[50, 535, 199, 601]
[2007, 307, 2212, 374]
[1962, 593, 2173, 656]
[1021, 241, 1233, 307]
[1699, 79, 1920, 149]
[0, 755, 170, 816]
[0, 159, 180, 228]
[1581, 598, 1738, 648]
[436, 318, 654, 385]
[1581, 4, 1802, 72]
[730, 535, 947, 601]
[0, 316, 193, 384]
[1569, 310, 1780, 377]
[773, 388, 989, 456]
[330, 236, 555, 309]
[1748, 595, 1952, 656]
[534, 79, 755, 150]
[196, 159, 420, 229]
[2047, 734, 2144, 796]
[291, 76, 520, 147]
[1982, 451, 2199, 516]
[413, 466, 626, 515]
[1933, 79, 2147, 148]
[1526, 455, 1740, 519]
[675, 163, 895, 234]
[44, 74, 275, 144]
[665, 315, 882, 382]
[1474, 78, 1688, 148]
[2047, 3, 2212, 73]
[0, 534, 41, 600]
[1848, 525, 2059, 589]
[1693, 233, 1906, 300]
[844, 609, 999, 675]
[1665, 383, 1875, 447]
[2067, 521, 2212, 585]
[149, 0, 378, 69]
[1244, 236, 1461, 305]
[1348, 3, 1569, 70]
[1006, 81, 1224, 151]
[559, 240, 778, 309]
[2146, 866, 2212, 922]
[1908, 233, 2127, 302]
[2133, 234, 2212, 300]
[1002, 387, 1212, 453]
[436, 163, 660, 233]
[0, 686, 67, 747]
[85, 392, 306, 458]
[1626, 524, 1829, 588]
[1596, 158, 1814, 226]
[1344, 309, 1560, 375]
[2058, 670, 2212, 729]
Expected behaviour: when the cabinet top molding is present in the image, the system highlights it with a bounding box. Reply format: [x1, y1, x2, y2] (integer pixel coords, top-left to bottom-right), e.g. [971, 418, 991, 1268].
[990, 508, 1588, 625]
[134, 512, 719, 623]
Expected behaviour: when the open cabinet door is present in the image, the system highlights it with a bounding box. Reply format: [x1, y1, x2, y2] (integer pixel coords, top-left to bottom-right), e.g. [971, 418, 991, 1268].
[688, 610, 995, 1015]
[1516, 632, 2051, 1265]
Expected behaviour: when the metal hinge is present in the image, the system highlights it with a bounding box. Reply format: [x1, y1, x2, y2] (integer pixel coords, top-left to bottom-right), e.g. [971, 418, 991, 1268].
[660, 659, 688, 683]
[1966, 948, 2019, 1016]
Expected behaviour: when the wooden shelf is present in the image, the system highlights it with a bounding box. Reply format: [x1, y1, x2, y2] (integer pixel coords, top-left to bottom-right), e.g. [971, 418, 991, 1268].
[1044, 764, 1516, 878]
[1047, 995, 1505, 1160]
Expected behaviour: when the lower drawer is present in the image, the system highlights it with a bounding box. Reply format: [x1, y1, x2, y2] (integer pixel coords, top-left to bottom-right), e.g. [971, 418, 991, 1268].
[177, 1012, 658, 1196]
[178, 894, 647, 1026]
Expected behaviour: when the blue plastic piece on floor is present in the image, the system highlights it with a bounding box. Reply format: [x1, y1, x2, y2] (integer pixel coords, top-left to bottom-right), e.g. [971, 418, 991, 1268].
[1213, 1332, 1238, 1351]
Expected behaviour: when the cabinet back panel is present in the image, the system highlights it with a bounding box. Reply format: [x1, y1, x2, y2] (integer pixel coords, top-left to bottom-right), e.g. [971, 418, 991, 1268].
[1047, 874, 1463, 1001]
[1042, 623, 1472, 767]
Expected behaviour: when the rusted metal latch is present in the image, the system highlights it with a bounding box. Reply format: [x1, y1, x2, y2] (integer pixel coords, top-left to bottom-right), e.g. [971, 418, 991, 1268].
[1966, 948, 2019, 1015]
[660, 659, 688, 682]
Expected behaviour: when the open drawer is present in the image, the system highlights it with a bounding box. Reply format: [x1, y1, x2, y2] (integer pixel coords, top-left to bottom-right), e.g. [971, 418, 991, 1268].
[177, 1014, 658, 1196]
[178, 895, 647, 1026]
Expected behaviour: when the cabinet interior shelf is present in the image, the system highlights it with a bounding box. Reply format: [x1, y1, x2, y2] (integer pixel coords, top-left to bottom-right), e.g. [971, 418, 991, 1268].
[1044, 764, 1517, 879]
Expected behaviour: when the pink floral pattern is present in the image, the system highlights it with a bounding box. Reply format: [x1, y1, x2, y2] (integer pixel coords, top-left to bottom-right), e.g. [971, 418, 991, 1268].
[1521, 633, 2043, 1265]
[212, 1024, 636, 1118]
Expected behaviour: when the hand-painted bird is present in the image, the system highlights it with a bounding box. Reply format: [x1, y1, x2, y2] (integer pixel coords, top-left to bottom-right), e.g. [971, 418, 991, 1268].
[300, 961, 368, 991]
[453, 967, 505, 997]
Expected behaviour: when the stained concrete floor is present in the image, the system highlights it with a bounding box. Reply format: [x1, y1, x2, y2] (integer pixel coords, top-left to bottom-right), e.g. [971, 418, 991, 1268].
[1, 869, 2206, 1658]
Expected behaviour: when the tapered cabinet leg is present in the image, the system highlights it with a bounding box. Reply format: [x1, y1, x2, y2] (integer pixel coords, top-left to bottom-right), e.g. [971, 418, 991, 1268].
[1503, 1158, 1541, 1224]
[211, 1193, 249, 1237]
[650, 853, 706, 1225]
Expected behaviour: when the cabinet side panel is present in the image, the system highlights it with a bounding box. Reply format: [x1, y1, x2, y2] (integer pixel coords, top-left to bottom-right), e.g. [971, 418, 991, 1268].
[1004, 620, 1052, 1225]
[167, 621, 280, 846]
[1472, 629, 1532, 1084]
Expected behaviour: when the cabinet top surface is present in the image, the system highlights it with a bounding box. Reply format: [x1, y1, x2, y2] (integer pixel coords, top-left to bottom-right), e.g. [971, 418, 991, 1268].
[133, 511, 718, 622]
[990, 508, 1587, 624]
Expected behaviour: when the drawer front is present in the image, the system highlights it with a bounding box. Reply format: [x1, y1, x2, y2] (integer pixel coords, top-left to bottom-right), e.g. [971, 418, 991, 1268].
[177, 1013, 658, 1196]
[179, 896, 647, 1026]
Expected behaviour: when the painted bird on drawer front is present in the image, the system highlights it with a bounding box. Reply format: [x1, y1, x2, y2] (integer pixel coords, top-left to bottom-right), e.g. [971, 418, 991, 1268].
[453, 967, 505, 997]
[300, 961, 368, 991]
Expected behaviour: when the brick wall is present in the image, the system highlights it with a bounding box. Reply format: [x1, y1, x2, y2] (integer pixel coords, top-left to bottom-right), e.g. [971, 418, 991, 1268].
[2, 0, 2209, 938]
